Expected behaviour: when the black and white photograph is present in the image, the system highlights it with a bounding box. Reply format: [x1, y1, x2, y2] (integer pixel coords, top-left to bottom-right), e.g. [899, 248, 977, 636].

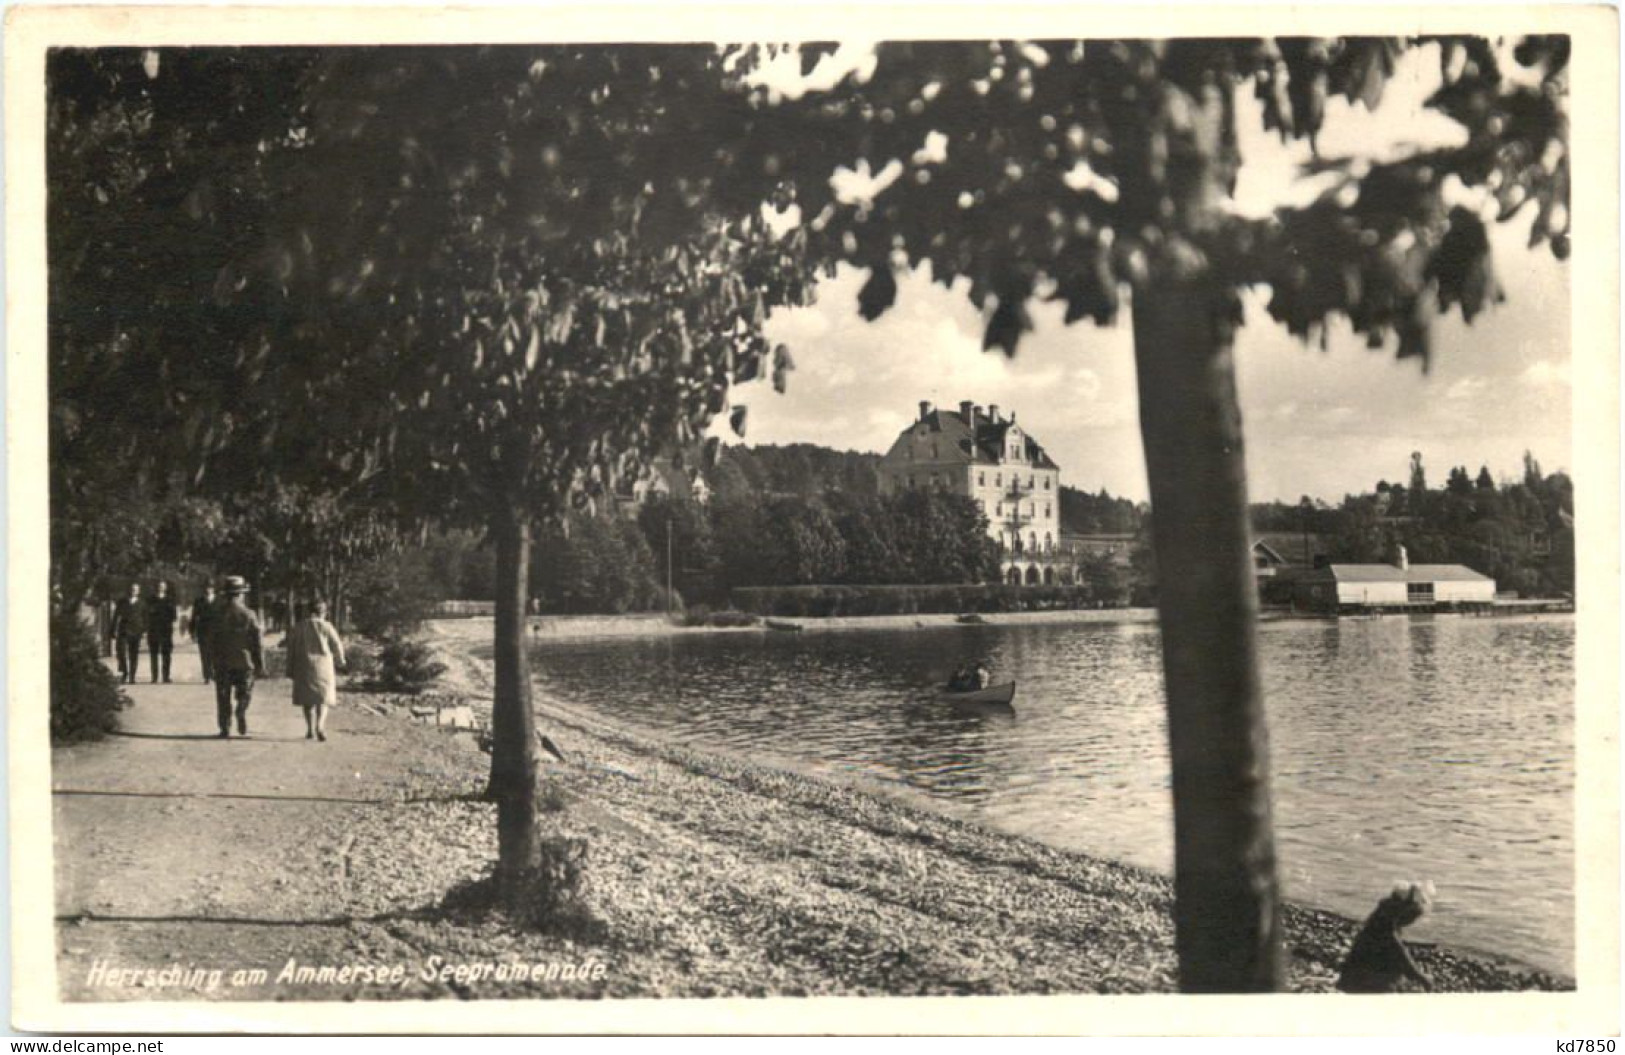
[8, 2, 1619, 1036]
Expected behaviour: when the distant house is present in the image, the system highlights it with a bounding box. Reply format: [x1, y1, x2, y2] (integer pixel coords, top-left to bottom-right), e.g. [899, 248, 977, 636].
[1293, 547, 1495, 613]
[1253, 535, 1333, 605]
[1251, 539, 1290, 578]
[877, 400, 1064, 584]
[612, 457, 709, 515]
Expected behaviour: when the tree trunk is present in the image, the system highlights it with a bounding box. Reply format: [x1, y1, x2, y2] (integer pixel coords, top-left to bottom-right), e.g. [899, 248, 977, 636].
[487, 504, 540, 898]
[1132, 275, 1284, 992]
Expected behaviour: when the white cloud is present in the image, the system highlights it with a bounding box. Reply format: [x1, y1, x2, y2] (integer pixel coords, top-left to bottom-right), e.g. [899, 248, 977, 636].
[1522, 360, 1572, 387]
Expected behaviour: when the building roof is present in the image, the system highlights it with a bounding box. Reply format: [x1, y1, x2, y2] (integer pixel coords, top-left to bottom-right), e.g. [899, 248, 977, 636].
[1253, 532, 1333, 566]
[1312, 563, 1493, 583]
[1252, 539, 1289, 565]
[893, 407, 1061, 470]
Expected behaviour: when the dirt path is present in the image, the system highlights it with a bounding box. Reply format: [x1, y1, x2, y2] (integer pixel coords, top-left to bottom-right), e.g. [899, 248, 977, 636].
[52, 644, 500, 1001]
[51, 634, 1572, 1003]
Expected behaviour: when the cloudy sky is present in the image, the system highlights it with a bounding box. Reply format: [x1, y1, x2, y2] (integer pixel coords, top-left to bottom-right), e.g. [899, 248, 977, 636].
[715, 43, 1573, 503]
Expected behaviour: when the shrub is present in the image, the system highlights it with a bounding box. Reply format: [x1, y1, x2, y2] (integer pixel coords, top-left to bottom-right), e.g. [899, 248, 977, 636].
[339, 638, 380, 683]
[50, 608, 127, 743]
[374, 636, 447, 694]
[348, 552, 445, 638]
[648, 585, 684, 615]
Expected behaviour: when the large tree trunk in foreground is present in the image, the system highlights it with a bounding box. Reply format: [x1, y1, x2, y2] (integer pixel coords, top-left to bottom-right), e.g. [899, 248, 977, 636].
[487, 505, 540, 898]
[1132, 276, 1284, 992]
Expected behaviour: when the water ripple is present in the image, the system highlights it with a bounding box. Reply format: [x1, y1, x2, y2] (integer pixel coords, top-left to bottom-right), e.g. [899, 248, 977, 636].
[531, 616, 1574, 974]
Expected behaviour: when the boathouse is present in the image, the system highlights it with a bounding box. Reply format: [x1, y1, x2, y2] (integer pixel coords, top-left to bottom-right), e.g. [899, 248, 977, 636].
[1292, 546, 1495, 614]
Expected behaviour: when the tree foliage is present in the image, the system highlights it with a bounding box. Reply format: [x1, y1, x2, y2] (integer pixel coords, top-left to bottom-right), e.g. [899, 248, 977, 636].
[739, 38, 1567, 361]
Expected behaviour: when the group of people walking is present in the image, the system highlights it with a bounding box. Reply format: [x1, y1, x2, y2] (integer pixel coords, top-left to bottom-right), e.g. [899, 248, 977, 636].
[111, 576, 346, 742]
[109, 580, 187, 685]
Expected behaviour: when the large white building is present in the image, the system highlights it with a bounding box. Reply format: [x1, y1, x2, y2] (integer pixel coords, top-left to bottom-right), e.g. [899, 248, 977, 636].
[877, 400, 1065, 584]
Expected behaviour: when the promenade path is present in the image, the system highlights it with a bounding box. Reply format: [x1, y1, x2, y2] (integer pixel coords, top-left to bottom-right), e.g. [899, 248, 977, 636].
[52, 643, 499, 1002]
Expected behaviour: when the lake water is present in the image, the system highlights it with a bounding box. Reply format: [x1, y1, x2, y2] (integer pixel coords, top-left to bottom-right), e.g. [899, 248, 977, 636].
[529, 615, 1575, 974]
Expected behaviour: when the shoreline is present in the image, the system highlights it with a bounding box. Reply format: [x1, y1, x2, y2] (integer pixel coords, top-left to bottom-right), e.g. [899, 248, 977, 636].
[512, 606, 1573, 644]
[519, 607, 1158, 642]
[425, 619, 1574, 992]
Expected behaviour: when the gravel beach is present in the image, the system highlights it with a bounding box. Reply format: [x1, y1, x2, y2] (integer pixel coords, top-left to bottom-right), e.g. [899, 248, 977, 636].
[52, 625, 1572, 1002]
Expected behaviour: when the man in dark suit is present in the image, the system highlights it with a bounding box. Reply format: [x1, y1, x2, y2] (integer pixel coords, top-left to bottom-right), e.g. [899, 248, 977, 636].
[145, 580, 179, 683]
[209, 576, 266, 738]
[110, 582, 145, 684]
[189, 582, 219, 683]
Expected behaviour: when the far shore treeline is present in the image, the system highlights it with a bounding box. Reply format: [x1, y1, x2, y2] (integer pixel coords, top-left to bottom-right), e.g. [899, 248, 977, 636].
[68, 441, 1573, 623]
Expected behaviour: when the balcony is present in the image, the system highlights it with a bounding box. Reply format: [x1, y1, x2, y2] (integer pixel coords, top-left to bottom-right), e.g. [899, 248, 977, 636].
[996, 541, 1075, 565]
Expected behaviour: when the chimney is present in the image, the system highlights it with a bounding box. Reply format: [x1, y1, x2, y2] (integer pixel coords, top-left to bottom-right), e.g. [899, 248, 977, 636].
[918, 400, 932, 423]
[959, 400, 974, 425]
[1396, 544, 1409, 571]
[988, 403, 1000, 423]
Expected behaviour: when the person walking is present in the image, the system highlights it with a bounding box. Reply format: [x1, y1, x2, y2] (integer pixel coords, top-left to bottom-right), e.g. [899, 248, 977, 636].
[145, 580, 178, 683]
[110, 582, 145, 685]
[209, 576, 265, 738]
[287, 599, 346, 742]
[189, 582, 219, 683]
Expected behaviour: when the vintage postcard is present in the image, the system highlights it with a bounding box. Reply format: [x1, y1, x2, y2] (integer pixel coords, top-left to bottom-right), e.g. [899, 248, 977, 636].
[7, 2, 1619, 1036]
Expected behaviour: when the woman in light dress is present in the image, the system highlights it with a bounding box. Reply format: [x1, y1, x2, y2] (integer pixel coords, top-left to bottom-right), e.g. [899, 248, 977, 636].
[288, 599, 346, 741]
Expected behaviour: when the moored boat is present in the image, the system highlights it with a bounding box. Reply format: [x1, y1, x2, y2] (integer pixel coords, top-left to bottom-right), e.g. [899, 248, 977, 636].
[940, 680, 1016, 706]
[765, 619, 804, 633]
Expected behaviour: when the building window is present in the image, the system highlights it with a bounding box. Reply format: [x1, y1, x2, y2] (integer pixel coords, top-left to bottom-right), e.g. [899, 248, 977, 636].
[1407, 582, 1435, 603]
[1044, 503, 1051, 518]
[995, 473, 1002, 486]
[908, 475, 916, 488]
[978, 472, 985, 486]
[931, 442, 938, 458]
[1044, 477, 1051, 490]
[1028, 474, 1034, 487]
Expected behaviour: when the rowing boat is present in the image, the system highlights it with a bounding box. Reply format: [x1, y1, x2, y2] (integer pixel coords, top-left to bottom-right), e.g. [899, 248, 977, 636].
[940, 680, 1016, 706]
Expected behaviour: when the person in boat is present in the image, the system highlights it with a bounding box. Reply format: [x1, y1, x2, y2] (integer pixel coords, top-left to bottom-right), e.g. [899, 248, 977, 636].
[1336, 881, 1436, 993]
[948, 662, 993, 692]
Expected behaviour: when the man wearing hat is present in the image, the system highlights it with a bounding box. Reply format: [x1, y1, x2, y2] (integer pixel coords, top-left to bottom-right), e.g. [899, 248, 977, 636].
[209, 576, 266, 738]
